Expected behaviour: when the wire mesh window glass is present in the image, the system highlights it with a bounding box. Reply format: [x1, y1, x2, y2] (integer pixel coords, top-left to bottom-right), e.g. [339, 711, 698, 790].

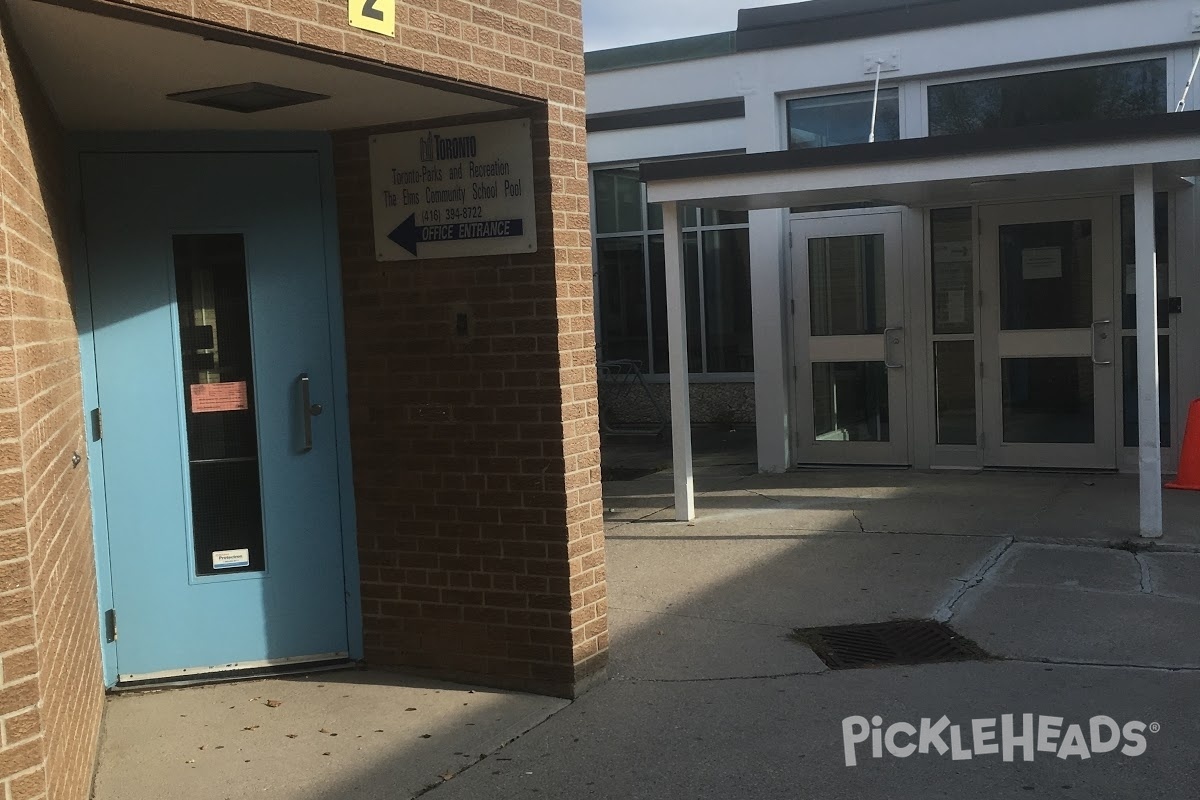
[174, 234, 265, 576]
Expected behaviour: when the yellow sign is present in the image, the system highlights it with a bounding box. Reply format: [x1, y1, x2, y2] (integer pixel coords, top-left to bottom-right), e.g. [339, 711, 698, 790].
[349, 0, 395, 37]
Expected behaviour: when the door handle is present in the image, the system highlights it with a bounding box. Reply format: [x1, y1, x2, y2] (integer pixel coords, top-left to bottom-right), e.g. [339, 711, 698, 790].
[298, 373, 324, 452]
[1090, 320, 1113, 367]
[884, 326, 905, 369]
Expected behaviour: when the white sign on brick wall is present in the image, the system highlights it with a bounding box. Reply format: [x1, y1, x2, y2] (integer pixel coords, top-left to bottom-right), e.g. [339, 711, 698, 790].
[370, 119, 538, 262]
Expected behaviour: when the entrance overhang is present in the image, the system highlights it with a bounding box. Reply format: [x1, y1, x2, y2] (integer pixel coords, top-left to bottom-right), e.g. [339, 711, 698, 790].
[642, 113, 1200, 210]
[640, 113, 1200, 537]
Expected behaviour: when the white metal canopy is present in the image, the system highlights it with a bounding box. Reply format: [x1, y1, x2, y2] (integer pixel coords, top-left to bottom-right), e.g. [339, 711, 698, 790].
[640, 113, 1200, 536]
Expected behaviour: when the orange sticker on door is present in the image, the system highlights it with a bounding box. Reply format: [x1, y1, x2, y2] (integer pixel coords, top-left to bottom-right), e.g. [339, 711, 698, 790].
[190, 381, 249, 413]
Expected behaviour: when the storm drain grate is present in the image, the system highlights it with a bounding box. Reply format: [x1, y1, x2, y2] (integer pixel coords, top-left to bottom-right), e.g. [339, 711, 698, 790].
[792, 620, 989, 670]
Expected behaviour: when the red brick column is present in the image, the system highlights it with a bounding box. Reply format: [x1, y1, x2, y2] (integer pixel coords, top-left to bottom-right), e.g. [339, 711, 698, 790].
[333, 103, 606, 696]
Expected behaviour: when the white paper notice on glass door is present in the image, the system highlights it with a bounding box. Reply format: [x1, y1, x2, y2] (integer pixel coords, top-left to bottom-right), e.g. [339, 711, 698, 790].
[1021, 247, 1063, 280]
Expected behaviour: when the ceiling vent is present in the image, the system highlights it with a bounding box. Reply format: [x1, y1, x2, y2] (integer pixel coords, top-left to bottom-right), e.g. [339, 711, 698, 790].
[167, 82, 329, 113]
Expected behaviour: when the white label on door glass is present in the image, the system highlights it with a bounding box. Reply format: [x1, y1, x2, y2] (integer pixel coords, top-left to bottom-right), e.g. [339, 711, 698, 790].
[213, 549, 250, 569]
[1022, 247, 1063, 280]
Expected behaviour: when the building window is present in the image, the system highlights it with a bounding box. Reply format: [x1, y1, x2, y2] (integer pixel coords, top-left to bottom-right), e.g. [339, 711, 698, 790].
[928, 59, 1167, 137]
[787, 89, 900, 149]
[592, 168, 753, 375]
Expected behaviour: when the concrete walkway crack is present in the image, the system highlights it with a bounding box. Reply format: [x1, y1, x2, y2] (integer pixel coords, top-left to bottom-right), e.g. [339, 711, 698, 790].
[412, 701, 573, 799]
[1002, 657, 1200, 673]
[851, 512, 866, 533]
[743, 488, 783, 504]
[1134, 552, 1156, 594]
[934, 536, 1015, 623]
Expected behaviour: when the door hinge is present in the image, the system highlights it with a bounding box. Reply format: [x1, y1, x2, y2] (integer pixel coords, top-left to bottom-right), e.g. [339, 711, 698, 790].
[104, 609, 118, 643]
[790, 298, 795, 315]
[789, 231, 794, 249]
[979, 361, 986, 380]
[979, 430, 986, 450]
[978, 290, 984, 309]
[91, 408, 103, 441]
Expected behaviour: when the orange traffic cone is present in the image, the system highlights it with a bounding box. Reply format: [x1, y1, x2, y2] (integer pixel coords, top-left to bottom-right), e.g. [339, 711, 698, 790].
[1166, 398, 1200, 491]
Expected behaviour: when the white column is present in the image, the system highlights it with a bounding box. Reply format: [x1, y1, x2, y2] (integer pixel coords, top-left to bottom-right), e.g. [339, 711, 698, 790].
[662, 202, 695, 521]
[749, 210, 791, 472]
[744, 87, 791, 473]
[1134, 165, 1163, 539]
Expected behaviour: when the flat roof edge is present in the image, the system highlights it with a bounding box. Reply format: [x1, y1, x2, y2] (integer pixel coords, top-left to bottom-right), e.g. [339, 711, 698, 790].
[736, 0, 1135, 53]
[585, 32, 735, 74]
[641, 112, 1200, 184]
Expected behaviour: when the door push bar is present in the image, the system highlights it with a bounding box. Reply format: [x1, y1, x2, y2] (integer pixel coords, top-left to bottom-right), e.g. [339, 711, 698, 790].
[884, 326, 905, 369]
[298, 373, 325, 452]
[1091, 320, 1113, 367]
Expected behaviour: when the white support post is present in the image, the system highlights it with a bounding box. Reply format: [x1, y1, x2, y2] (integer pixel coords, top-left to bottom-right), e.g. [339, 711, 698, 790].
[1134, 165, 1163, 539]
[662, 203, 700, 522]
[661, 202, 695, 521]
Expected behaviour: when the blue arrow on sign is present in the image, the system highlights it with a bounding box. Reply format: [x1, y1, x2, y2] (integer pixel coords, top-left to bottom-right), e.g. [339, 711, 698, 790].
[387, 213, 525, 257]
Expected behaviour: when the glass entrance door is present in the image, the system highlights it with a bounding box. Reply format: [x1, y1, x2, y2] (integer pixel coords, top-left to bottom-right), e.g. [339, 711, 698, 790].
[979, 199, 1117, 469]
[791, 213, 908, 465]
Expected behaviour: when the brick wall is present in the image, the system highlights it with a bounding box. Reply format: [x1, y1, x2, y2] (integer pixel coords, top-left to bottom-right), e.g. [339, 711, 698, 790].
[333, 106, 605, 696]
[0, 9, 107, 800]
[0, 0, 603, 796]
[98, 0, 607, 691]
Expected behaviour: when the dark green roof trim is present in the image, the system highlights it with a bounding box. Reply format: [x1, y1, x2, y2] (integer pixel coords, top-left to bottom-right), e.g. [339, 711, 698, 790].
[738, 0, 1133, 53]
[587, 98, 745, 133]
[585, 32, 735, 74]
[586, 0, 1135, 73]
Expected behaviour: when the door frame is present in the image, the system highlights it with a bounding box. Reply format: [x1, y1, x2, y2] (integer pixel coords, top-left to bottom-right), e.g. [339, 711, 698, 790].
[789, 210, 910, 465]
[977, 197, 1118, 469]
[69, 133, 362, 686]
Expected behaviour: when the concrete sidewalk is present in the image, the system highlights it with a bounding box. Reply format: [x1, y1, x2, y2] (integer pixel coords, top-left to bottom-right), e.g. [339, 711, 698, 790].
[427, 523, 1200, 800]
[604, 466, 1200, 546]
[93, 467, 1200, 800]
[92, 672, 565, 800]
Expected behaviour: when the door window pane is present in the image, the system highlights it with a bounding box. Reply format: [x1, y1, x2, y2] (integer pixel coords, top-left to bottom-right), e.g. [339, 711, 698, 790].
[935, 341, 977, 445]
[999, 220, 1093, 331]
[809, 234, 885, 336]
[1122, 336, 1171, 448]
[813, 362, 890, 442]
[593, 168, 644, 234]
[788, 89, 900, 149]
[174, 234, 265, 576]
[702, 229, 754, 373]
[929, 59, 1167, 136]
[1002, 357, 1095, 444]
[597, 237, 650, 366]
[648, 233, 702, 374]
[1119, 193, 1170, 329]
[930, 208, 974, 335]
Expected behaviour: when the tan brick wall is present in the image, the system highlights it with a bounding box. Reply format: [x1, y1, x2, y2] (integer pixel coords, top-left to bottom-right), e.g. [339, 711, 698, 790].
[316, 1, 604, 696]
[0, 9, 106, 800]
[1, 0, 603, 793]
[333, 104, 605, 695]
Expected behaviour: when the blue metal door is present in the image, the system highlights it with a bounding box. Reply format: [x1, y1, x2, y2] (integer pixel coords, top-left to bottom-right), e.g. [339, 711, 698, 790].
[83, 152, 350, 682]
